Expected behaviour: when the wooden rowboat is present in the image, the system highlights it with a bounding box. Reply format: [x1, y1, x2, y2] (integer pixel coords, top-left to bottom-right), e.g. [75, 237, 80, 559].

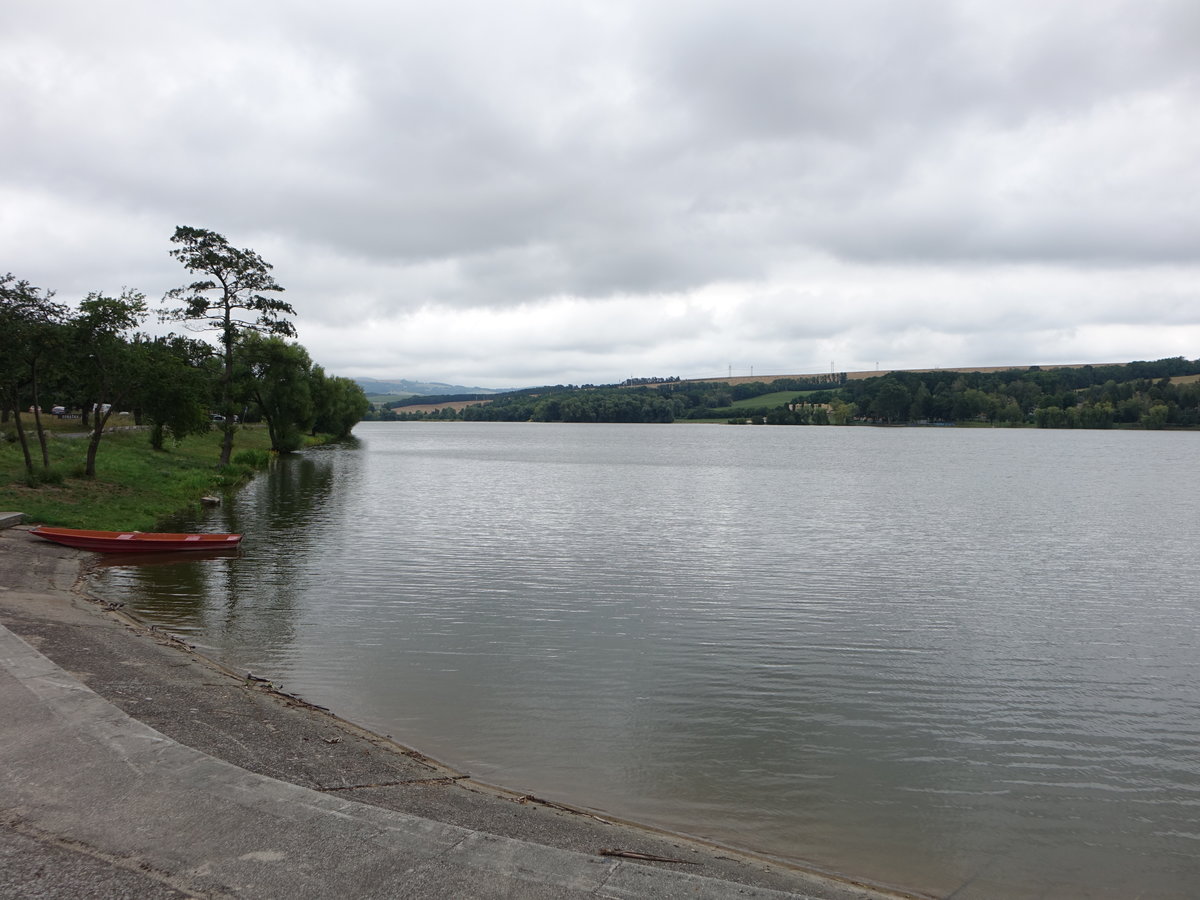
[30, 526, 243, 553]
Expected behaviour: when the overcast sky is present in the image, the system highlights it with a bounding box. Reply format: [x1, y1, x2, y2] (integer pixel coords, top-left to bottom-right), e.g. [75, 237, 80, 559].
[3, 1, 1198, 388]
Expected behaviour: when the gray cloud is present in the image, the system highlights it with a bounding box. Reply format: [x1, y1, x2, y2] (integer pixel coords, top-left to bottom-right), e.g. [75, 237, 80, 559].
[2, 0, 1197, 384]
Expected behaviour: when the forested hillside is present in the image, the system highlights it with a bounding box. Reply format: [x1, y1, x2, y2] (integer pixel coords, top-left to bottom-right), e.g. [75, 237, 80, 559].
[365, 358, 1200, 429]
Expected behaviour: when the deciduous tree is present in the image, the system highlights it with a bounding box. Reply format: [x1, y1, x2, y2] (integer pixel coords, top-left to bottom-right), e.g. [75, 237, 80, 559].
[236, 333, 313, 452]
[162, 226, 295, 465]
[0, 274, 68, 473]
[132, 335, 216, 450]
[73, 290, 147, 477]
[309, 366, 370, 438]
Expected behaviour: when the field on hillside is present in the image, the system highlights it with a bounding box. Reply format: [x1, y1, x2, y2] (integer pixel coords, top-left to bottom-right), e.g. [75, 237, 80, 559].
[730, 391, 811, 409]
[393, 400, 489, 414]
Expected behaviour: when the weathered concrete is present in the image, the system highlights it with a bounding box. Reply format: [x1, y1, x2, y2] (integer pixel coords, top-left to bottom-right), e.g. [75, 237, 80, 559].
[0, 512, 24, 530]
[0, 527, 921, 899]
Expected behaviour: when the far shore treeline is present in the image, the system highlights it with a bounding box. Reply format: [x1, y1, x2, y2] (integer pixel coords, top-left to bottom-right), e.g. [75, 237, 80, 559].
[372, 358, 1200, 429]
[1, 227, 369, 482]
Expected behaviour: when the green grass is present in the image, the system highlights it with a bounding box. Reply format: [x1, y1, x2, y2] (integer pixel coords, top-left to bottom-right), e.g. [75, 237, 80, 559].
[0, 423, 280, 531]
[729, 391, 804, 409]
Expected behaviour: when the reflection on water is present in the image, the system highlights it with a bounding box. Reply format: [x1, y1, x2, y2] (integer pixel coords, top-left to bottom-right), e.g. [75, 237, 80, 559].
[89, 548, 241, 568]
[91, 424, 1200, 898]
[99, 450, 344, 661]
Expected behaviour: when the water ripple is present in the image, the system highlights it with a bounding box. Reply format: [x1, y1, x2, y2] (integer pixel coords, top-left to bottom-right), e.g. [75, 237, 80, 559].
[92, 423, 1200, 899]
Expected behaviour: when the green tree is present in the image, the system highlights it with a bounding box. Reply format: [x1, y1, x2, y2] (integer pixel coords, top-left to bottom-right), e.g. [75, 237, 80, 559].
[1076, 401, 1114, 429]
[236, 333, 313, 452]
[997, 400, 1024, 425]
[133, 335, 217, 450]
[1142, 404, 1169, 430]
[162, 226, 296, 465]
[952, 388, 989, 421]
[828, 398, 857, 425]
[872, 380, 911, 423]
[531, 397, 561, 421]
[909, 382, 932, 421]
[309, 366, 369, 438]
[0, 274, 70, 474]
[73, 290, 148, 476]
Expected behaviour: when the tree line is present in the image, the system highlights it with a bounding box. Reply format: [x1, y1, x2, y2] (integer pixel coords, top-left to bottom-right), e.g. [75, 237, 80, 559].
[1, 227, 368, 480]
[368, 359, 1200, 429]
[827, 362, 1200, 428]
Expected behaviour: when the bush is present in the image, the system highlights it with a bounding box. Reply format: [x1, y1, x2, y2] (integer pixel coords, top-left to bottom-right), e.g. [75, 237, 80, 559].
[231, 449, 272, 468]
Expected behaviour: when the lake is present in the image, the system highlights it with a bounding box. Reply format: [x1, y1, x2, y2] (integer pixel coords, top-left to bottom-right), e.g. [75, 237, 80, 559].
[91, 422, 1200, 898]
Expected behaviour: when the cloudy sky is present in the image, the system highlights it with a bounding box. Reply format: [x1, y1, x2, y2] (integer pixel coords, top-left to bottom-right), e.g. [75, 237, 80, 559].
[3, 0, 1198, 388]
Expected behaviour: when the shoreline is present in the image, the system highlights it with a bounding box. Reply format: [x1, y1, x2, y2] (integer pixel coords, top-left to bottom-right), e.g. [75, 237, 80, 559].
[0, 524, 919, 899]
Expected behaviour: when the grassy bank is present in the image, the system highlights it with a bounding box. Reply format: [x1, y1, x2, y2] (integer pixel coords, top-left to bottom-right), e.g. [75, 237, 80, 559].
[0, 422, 281, 531]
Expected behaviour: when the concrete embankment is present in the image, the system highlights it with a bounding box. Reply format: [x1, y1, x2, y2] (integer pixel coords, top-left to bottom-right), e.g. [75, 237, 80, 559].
[0, 523, 918, 900]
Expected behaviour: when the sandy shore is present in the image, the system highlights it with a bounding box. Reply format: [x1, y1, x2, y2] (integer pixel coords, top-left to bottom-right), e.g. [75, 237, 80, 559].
[0, 523, 918, 899]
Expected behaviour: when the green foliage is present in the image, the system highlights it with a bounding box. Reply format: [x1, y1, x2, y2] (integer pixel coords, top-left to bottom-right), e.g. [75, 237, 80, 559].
[72, 289, 149, 477]
[730, 375, 848, 398]
[827, 399, 857, 425]
[1143, 404, 1170, 429]
[164, 225, 296, 465]
[831, 360, 1200, 429]
[310, 368, 370, 438]
[461, 386, 679, 423]
[163, 226, 295, 341]
[0, 273, 70, 473]
[134, 335, 215, 450]
[235, 333, 313, 452]
[3, 237, 365, 477]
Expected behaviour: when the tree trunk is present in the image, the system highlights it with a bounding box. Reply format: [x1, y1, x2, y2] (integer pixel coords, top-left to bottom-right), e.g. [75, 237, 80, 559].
[221, 420, 235, 465]
[219, 323, 235, 466]
[9, 399, 34, 473]
[30, 368, 50, 469]
[85, 408, 113, 478]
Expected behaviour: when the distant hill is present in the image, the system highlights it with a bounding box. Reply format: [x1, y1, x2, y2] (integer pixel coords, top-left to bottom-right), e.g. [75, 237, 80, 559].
[353, 377, 505, 398]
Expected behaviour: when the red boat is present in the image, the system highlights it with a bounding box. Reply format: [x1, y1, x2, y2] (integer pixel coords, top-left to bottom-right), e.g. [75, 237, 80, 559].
[30, 526, 243, 553]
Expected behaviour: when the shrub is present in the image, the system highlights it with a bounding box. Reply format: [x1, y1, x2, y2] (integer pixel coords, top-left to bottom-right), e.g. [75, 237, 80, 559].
[231, 449, 272, 468]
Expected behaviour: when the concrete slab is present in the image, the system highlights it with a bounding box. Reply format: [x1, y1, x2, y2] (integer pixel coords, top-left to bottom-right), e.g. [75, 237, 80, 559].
[0, 512, 25, 529]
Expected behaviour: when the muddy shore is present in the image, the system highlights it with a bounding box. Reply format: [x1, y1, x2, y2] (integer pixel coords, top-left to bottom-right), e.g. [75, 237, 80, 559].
[0, 523, 917, 899]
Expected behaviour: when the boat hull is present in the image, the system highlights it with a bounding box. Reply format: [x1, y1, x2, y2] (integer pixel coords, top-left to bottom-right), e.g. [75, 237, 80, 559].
[30, 526, 243, 553]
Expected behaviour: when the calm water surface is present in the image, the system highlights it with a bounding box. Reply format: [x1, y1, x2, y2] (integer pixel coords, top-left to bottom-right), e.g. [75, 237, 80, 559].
[91, 423, 1200, 898]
